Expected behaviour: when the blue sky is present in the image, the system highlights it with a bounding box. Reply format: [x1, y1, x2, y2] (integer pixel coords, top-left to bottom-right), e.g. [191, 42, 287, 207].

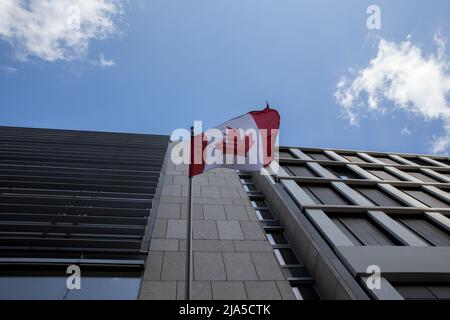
[1, 0, 450, 155]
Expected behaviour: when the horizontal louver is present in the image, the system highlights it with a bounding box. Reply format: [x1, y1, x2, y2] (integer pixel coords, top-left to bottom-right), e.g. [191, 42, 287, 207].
[0, 126, 168, 260]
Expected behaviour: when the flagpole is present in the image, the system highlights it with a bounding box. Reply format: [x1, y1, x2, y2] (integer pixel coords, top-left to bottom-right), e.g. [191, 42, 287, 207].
[185, 126, 194, 300]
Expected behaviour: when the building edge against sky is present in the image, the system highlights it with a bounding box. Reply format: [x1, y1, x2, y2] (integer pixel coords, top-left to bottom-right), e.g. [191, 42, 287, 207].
[0, 125, 450, 300]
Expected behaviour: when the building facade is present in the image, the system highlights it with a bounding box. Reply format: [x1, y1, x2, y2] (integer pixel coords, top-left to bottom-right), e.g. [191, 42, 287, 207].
[1, 125, 450, 300]
[0, 126, 168, 299]
[257, 146, 450, 300]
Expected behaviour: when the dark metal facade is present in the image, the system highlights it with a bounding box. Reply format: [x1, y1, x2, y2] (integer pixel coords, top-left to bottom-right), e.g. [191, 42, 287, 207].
[254, 147, 450, 299]
[0, 126, 169, 266]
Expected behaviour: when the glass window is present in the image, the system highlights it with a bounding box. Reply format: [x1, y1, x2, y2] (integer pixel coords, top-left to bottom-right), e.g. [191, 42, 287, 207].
[274, 248, 299, 265]
[283, 266, 310, 278]
[292, 286, 320, 300]
[251, 200, 268, 208]
[0, 276, 141, 300]
[267, 232, 288, 245]
[255, 210, 274, 220]
[244, 184, 258, 192]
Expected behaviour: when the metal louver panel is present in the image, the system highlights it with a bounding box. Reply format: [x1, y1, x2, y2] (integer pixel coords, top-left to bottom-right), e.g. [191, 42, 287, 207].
[0, 126, 169, 261]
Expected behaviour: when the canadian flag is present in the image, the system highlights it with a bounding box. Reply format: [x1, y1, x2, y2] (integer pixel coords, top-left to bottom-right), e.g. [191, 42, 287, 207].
[189, 105, 280, 177]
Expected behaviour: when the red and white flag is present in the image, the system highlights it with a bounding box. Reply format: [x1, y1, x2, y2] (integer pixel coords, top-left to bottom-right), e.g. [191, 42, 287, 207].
[189, 105, 280, 177]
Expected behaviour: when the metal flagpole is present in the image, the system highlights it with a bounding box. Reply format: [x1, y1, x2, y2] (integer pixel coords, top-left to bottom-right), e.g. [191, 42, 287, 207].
[185, 126, 194, 300]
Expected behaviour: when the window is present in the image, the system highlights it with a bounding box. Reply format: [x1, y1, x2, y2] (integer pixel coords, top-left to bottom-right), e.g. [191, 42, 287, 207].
[401, 189, 449, 208]
[396, 216, 450, 246]
[300, 184, 351, 205]
[367, 169, 404, 181]
[284, 266, 310, 278]
[330, 214, 399, 246]
[343, 154, 367, 163]
[355, 186, 404, 207]
[0, 276, 141, 300]
[255, 209, 274, 220]
[402, 170, 441, 183]
[283, 165, 318, 177]
[373, 156, 400, 165]
[305, 152, 332, 161]
[240, 177, 253, 184]
[266, 231, 289, 245]
[251, 200, 268, 209]
[243, 184, 258, 192]
[274, 248, 300, 265]
[325, 166, 362, 179]
[395, 284, 450, 300]
[292, 286, 320, 300]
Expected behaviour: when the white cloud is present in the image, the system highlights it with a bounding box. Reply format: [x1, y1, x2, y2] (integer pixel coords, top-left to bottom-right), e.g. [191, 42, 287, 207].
[0, 0, 122, 62]
[335, 34, 450, 154]
[400, 127, 412, 136]
[0, 66, 17, 74]
[99, 53, 115, 67]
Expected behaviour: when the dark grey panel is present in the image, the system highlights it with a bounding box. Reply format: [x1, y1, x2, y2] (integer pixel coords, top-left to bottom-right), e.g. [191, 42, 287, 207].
[395, 285, 436, 300]
[279, 151, 295, 159]
[395, 285, 450, 300]
[305, 152, 331, 161]
[344, 155, 367, 163]
[428, 286, 450, 299]
[333, 215, 397, 246]
[330, 217, 362, 245]
[404, 171, 440, 183]
[304, 185, 351, 205]
[326, 166, 362, 180]
[368, 169, 403, 181]
[399, 217, 450, 246]
[284, 165, 317, 177]
[402, 189, 449, 208]
[356, 187, 404, 207]
[299, 185, 322, 204]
